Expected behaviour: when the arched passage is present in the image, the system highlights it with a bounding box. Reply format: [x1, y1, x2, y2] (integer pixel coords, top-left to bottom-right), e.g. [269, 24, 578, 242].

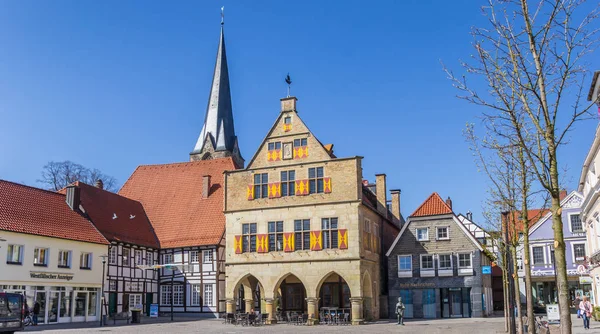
[233, 274, 265, 313]
[317, 272, 351, 310]
[362, 271, 374, 321]
[273, 273, 307, 315]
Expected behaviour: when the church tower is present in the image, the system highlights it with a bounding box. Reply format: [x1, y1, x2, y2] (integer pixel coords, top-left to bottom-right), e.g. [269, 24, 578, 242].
[190, 18, 244, 168]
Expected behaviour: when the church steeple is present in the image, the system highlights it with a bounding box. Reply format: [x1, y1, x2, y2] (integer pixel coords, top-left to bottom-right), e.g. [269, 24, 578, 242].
[190, 14, 243, 168]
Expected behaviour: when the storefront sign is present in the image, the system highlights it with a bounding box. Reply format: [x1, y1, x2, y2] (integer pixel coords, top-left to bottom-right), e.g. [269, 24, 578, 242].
[482, 266, 491, 274]
[398, 283, 435, 288]
[30, 271, 74, 281]
[580, 276, 593, 284]
[546, 304, 560, 322]
[150, 304, 159, 318]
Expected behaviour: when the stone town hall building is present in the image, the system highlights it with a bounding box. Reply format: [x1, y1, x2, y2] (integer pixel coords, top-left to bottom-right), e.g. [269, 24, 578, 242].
[223, 97, 402, 324]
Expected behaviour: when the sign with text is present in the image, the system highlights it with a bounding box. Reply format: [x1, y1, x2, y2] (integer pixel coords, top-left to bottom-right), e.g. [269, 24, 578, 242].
[149, 304, 158, 318]
[546, 304, 560, 322]
[482, 266, 492, 274]
[580, 276, 593, 284]
[30, 271, 74, 281]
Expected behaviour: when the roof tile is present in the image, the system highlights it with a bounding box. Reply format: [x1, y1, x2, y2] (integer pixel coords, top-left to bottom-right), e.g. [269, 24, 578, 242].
[0, 180, 108, 245]
[410, 192, 453, 217]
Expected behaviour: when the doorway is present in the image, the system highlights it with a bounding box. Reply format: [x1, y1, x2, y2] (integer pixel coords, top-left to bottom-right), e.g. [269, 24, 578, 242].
[109, 293, 117, 315]
[145, 293, 153, 316]
[449, 289, 463, 317]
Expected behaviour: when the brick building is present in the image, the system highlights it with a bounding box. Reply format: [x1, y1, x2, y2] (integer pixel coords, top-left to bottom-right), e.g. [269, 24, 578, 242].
[386, 193, 493, 318]
[223, 96, 401, 324]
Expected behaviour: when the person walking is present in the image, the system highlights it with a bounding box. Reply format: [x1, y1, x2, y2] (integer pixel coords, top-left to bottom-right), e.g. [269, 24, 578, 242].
[32, 301, 40, 326]
[574, 295, 582, 318]
[579, 296, 593, 330]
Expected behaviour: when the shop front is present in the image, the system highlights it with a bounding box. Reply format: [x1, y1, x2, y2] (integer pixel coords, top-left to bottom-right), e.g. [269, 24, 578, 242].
[532, 276, 594, 308]
[397, 286, 473, 319]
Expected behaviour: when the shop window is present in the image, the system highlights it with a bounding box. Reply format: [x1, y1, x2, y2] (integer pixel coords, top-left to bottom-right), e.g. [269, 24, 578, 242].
[322, 218, 338, 249]
[88, 292, 97, 316]
[294, 219, 311, 250]
[75, 292, 86, 316]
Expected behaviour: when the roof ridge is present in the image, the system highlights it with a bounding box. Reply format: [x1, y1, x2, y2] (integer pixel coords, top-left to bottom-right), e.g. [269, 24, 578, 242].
[0, 179, 67, 198]
[133, 157, 235, 169]
[410, 192, 453, 217]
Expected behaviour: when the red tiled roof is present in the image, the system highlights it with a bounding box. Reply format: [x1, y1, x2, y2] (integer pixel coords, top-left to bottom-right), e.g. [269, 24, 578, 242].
[506, 209, 550, 241]
[410, 192, 453, 217]
[75, 182, 160, 249]
[0, 180, 108, 245]
[118, 158, 236, 249]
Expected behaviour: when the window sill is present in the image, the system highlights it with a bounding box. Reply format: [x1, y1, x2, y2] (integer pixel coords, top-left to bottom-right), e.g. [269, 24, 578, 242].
[436, 238, 450, 241]
[438, 269, 453, 276]
[58, 265, 70, 269]
[417, 239, 430, 242]
[398, 271, 413, 278]
[458, 268, 473, 276]
[6, 261, 22, 265]
[80, 267, 92, 270]
[420, 269, 435, 277]
[33, 263, 48, 267]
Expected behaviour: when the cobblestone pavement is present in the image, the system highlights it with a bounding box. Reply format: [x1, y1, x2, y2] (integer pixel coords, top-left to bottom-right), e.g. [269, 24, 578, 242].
[23, 317, 507, 334]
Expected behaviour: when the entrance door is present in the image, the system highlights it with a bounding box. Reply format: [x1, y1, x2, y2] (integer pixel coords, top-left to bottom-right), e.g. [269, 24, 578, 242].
[48, 292, 59, 323]
[35, 291, 47, 324]
[145, 293, 153, 316]
[449, 290, 463, 317]
[108, 293, 117, 316]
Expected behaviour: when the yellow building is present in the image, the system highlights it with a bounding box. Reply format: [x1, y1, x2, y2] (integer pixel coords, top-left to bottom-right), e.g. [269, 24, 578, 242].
[224, 96, 401, 324]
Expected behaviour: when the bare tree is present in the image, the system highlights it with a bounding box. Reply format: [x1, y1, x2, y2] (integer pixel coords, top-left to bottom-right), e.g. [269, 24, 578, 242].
[446, 0, 599, 331]
[38, 161, 118, 192]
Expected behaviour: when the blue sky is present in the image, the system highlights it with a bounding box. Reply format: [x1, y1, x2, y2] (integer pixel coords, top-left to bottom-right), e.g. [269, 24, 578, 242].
[0, 1, 598, 224]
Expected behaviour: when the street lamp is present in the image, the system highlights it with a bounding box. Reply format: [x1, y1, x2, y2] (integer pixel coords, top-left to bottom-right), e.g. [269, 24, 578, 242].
[99, 254, 108, 327]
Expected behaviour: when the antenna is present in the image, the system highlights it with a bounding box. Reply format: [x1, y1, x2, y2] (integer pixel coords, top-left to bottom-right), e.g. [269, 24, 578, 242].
[285, 73, 292, 97]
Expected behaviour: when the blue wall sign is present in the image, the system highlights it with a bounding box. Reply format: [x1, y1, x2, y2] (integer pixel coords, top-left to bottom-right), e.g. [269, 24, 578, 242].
[150, 304, 159, 318]
[482, 266, 492, 274]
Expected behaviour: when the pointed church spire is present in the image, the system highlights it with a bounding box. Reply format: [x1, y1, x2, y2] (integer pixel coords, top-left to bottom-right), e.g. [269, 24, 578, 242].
[190, 12, 243, 168]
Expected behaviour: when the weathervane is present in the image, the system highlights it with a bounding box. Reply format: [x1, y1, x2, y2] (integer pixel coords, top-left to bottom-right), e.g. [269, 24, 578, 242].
[221, 6, 224, 25]
[285, 73, 292, 97]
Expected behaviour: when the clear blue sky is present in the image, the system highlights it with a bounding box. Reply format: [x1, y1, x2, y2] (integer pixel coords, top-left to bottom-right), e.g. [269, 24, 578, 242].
[0, 1, 598, 224]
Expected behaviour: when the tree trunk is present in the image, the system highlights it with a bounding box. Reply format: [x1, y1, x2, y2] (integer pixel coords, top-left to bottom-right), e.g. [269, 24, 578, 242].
[523, 231, 536, 333]
[512, 244, 523, 334]
[549, 153, 572, 333]
[504, 263, 509, 332]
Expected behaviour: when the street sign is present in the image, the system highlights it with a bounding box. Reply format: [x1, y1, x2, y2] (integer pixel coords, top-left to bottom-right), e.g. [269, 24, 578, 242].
[150, 304, 159, 318]
[580, 276, 593, 284]
[482, 266, 491, 274]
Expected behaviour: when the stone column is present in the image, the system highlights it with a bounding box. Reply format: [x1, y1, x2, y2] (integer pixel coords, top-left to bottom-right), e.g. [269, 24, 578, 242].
[226, 299, 235, 314]
[305, 297, 319, 325]
[350, 297, 364, 325]
[264, 298, 276, 324]
[245, 299, 253, 312]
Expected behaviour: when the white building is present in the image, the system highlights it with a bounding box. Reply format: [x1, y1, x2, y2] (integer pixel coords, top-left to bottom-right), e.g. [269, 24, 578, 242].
[0, 180, 109, 324]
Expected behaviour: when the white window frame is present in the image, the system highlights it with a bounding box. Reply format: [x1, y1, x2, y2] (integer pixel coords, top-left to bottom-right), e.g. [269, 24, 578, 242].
[191, 284, 201, 306]
[203, 284, 214, 307]
[173, 285, 184, 306]
[531, 246, 546, 266]
[80, 252, 92, 269]
[122, 248, 130, 266]
[420, 254, 435, 277]
[109, 246, 117, 265]
[109, 280, 117, 291]
[146, 252, 153, 265]
[58, 250, 71, 268]
[437, 253, 453, 277]
[571, 242, 587, 264]
[125, 281, 131, 292]
[416, 228, 429, 241]
[163, 253, 173, 264]
[6, 244, 23, 264]
[458, 252, 473, 276]
[190, 251, 199, 263]
[134, 250, 143, 265]
[436, 226, 450, 240]
[203, 250, 213, 263]
[160, 285, 171, 305]
[569, 213, 584, 233]
[397, 255, 413, 277]
[129, 294, 142, 310]
[33, 247, 49, 266]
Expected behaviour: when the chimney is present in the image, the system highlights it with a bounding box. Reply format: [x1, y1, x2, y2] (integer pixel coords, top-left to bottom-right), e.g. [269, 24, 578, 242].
[280, 97, 297, 113]
[466, 210, 473, 221]
[66, 185, 81, 212]
[559, 189, 567, 201]
[446, 196, 453, 210]
[95, 179, 104, 190]
[375, 174, 387, 216]
[390, 189, 401, 224]
[202, 175, 211, 199]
